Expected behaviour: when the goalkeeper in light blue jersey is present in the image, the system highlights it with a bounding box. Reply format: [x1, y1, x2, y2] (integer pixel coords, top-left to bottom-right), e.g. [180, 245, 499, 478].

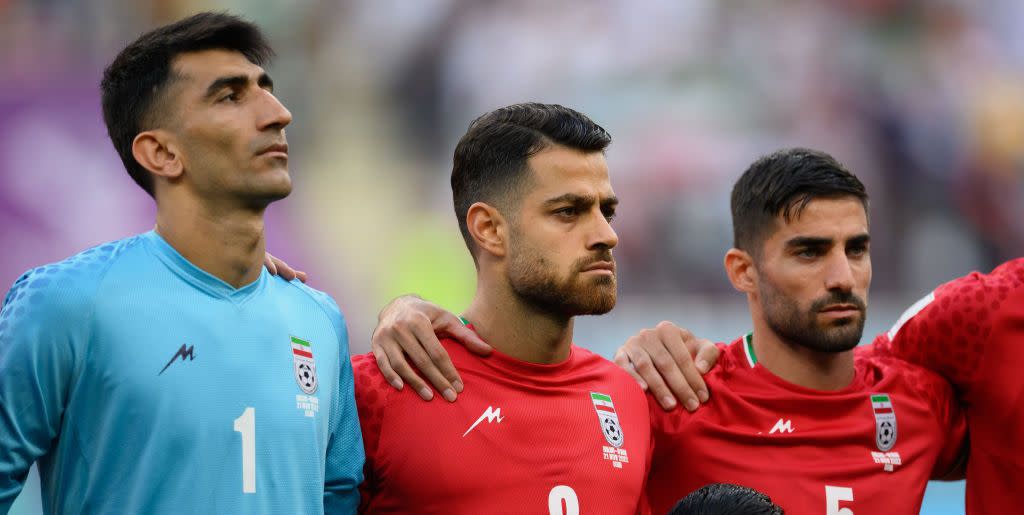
[0, 12, 363, 515]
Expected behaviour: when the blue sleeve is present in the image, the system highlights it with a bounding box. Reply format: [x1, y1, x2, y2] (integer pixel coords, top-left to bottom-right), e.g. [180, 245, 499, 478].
[0, 269, 87, 512]
[318, 294, 364, 514]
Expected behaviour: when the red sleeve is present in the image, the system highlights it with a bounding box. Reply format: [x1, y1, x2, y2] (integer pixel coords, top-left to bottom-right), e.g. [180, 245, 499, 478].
[350, 353, 393, 513]
[926, 370, 968, 479]
[871, 262, 1018, 391]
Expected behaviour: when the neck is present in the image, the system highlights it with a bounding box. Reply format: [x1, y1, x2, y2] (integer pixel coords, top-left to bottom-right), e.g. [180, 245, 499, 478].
[462, 276, 574, 364]
[749, 316, 855, 391]
[154, 194, 267, 288]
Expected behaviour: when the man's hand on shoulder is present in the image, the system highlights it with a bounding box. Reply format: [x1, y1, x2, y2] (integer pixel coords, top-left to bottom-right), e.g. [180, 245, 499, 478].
[371, 295, 491, 402]
[613, 321, 720, 412]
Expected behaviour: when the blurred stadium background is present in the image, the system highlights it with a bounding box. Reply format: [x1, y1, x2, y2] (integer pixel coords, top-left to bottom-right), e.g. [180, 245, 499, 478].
[5, 0, 1024, 513]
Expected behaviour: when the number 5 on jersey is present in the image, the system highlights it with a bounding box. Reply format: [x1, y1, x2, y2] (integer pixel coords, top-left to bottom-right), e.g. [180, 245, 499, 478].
[234, 407, 256, 493]
[826, 485, 853, 515]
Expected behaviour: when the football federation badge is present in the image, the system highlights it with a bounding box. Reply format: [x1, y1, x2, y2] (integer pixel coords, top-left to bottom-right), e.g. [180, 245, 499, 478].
[871, 393, 897, 451]
[591, 392, 624, 448]
[291, 336, 318, 394]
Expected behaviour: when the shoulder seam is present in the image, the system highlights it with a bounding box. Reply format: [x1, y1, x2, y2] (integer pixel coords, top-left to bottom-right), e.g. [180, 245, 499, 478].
[285, 282, 346, 351]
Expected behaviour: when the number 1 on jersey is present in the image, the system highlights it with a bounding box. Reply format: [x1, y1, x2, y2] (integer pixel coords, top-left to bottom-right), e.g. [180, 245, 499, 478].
[233, 407, 256, 493]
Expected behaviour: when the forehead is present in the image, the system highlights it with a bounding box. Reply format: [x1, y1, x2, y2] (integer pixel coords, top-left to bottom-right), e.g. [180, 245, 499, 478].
[768, 197, 868, 241]
[171, 48, 265, 90]
[522, 145, 613, 198]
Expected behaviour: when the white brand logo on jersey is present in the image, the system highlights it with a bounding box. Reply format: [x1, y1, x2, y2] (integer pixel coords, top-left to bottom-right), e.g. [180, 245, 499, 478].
[871, 451, 902, 472]
[463, 406, 504, 437]
[769, 418, 795, 434]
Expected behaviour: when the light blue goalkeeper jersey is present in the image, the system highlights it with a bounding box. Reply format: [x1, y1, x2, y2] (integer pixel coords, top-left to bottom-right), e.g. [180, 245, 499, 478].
[0, 231, 363, 514]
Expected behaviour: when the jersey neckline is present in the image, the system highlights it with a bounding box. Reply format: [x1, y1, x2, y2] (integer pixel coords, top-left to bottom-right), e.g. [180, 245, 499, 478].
[458, 320, 581, 377]
[143, 230, 268, 303]
[729, 334, 867, 395]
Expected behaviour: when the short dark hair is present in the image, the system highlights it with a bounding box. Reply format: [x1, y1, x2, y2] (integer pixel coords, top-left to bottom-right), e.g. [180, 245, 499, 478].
[451, 102, 612, 256]
[100, 12, 274, 197]
[669, 483, 785, 515]
[731, 147, 868, 256]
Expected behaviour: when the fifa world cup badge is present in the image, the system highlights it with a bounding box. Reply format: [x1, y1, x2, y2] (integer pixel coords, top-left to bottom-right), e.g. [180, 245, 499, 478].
[871, 393, 897, 451]
[291, 336, 319, 394]
[591, 392, 624, 447]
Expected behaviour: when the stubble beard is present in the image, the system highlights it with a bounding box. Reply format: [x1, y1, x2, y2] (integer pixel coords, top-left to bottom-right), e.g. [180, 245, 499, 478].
[507, 241, 617, 318]
[759, 275, 867, 354]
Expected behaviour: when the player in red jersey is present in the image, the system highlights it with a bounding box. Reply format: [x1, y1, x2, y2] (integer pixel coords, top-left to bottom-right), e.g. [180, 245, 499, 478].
[638, 148, 966, 513]
[870, 258, 1024, 514]
[369, 148, 966, 515]
[352, 103, 651, 514]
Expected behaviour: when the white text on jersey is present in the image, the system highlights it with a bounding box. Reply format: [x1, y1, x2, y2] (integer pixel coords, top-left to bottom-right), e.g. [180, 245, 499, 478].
[463, 406, 505, 437]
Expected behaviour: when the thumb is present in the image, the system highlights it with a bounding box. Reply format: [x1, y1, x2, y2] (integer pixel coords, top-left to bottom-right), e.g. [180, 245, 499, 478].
[693, 340, 720, 374]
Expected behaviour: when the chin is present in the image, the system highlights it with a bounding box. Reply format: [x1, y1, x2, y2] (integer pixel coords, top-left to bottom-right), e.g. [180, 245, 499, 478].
[570, 289, 617, 316]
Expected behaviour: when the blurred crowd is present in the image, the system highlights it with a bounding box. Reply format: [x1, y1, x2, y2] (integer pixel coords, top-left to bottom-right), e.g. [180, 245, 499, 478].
[2, 0, 1024, 340]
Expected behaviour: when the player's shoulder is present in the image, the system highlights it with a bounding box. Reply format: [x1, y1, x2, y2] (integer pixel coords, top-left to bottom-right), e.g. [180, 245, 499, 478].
[351, 352, 387, 388]
[930, 258, 1024, 311]
[693, 337, 747, 384]
[571, 345, 630, 378]
[2, 235, 146, 320]
[280, 279, 344, 315]
[855, 351, 955, 407]
[568, 345, 648, 398]
[278, 279, 347, 337]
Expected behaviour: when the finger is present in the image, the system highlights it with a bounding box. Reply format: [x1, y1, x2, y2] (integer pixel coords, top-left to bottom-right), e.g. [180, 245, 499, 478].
[381, 334, 433, 401]
[693, 338, 720, 375]
[273, 257, 297, 281]
[647, 334, 699, 412]
[435, 314, 491, 356]
[613, 347, 647, 390]
[371, 346, 404, 390]
[625, 344, 677, 410]
[395, 328, 455, 402]
[408, 320, 462, 398]
[296, 271, 308, 283]
[664, 329, 708, 406]
[264, 253, 278, 275]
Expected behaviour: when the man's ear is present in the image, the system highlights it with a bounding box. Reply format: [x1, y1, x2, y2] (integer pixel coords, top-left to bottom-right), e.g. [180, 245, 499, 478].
[724, 248, 758, 294]
[466, 202, 508, 259]
[132, 129, 183, 181]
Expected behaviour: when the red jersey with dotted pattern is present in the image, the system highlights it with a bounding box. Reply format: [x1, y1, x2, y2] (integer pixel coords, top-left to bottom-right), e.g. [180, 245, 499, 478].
[352, 336, 652, 515]
[872, 258, 1024, 514]
[645, 335, 966, 515]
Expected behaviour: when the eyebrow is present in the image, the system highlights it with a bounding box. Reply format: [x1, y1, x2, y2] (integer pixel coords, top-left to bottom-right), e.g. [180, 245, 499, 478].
[785, 233, 871, 248]
[542, 193, 619, 207]
[203, 72, 274, 100]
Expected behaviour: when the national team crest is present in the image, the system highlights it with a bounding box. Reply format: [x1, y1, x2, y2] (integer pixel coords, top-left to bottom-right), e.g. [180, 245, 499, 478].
[291, 336, 318, 394]
[591, 392, 624, 448]
[871, 393, 897, 451]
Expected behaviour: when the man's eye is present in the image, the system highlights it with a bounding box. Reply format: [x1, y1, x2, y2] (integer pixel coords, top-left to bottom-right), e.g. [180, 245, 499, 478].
[555, 207, 577, 217]
[797, 248, 821, 258]
[848, 246, 867, 257]
[220, 92, 240, 103]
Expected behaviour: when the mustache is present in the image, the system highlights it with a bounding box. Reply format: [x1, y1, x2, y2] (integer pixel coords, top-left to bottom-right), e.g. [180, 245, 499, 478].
[811, 291, 866, 313]
[574, 251, 615, 272]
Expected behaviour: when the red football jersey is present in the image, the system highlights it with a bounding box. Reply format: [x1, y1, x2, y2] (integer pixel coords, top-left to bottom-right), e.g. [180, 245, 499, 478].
[352, 337, 652, 514]
[645, 335, 966, 515]
[872, 258, 1024, 514]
